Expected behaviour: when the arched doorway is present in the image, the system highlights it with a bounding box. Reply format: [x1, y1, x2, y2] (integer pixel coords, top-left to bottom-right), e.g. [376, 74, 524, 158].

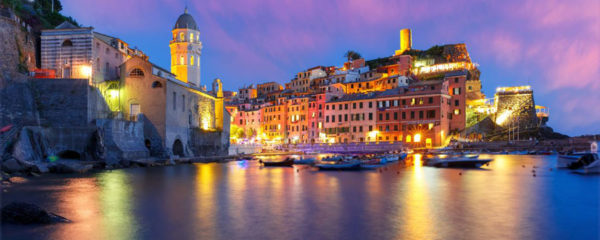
[144, 139, 151, 150]
[57, 150, 81, 160]
[172, 139, 184, 157]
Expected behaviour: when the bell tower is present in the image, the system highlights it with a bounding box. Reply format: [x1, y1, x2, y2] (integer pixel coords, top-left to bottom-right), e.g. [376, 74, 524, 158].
[170, 7, 202, 86]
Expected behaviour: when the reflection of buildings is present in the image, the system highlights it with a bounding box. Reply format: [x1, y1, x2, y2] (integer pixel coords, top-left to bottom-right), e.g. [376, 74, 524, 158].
[39, 9, 229, 157]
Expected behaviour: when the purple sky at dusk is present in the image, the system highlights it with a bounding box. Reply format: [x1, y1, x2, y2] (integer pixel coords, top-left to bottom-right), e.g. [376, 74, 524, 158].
[61, 0, 599, 136]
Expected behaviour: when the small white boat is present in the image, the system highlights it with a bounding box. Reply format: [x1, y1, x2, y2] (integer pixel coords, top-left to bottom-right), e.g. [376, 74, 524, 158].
[562, 141, 600, 174]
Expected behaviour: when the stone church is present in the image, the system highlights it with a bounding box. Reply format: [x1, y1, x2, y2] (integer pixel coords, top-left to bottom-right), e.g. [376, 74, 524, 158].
[39, 8, 230, 158]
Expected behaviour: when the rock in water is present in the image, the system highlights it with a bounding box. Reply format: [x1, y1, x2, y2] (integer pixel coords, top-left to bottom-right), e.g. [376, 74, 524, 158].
[1, 158, 25, 173]
[1, 202, 70, 224]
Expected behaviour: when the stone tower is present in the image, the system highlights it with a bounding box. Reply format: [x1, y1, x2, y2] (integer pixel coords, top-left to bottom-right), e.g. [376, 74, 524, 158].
[213, 78, 224, 130]
[170, 7, 202, 86]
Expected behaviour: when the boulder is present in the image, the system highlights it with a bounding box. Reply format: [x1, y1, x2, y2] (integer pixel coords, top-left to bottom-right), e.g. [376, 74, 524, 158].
[30, 162, 49, 174]
[49, 160, 93, 173]
[1, 158, 25, 173]
[1, 202, 70, 224]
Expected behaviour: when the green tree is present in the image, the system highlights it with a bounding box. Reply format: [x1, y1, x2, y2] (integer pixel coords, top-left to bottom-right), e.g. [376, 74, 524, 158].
[344, 50, 362, 62]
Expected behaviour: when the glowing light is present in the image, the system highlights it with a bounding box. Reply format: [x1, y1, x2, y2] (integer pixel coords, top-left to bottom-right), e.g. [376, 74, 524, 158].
[495, 110, 512, 125]
[496, 86, 531, 93]
[414, 133, 421, 143]
[412, 62, 473, 75]
[368, 130, 379, 139]
[81, 65, 92, 78]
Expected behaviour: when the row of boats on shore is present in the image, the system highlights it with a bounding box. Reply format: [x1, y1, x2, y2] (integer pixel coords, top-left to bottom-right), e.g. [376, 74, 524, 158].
[255, 141, 600, 173]
[258, 151, 493, 171]
[258, 152, 408, 170]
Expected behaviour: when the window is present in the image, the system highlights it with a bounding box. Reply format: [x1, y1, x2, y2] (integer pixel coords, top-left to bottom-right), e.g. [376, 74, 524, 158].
[427, 110, 435, 118]
[394, 112, 398, 120]
[369, 102, 373, 108]
[129, 68, 144, 77]
[369, 113, 373, 120]
[419, 111, 424, 119]
[428, 97, 433, 104]
[402, 112, 406, 119]
[455, 100, 459, 106]
[173, 92, 177, 110]
[359, 102, 363, 109]
[332, 105, 335, 110]
[369, 125, 373, 131]
[345, 104, 348, 110]
[353, 103, 356, 109]
[379, 113, 383, 121]
[411, 111, 415, 119]
[454, 77, 459, 83]
[454, 109, 460, 115]
[453, 88, 461, 95]
[182, 95, 185, 112]
[180, 56, 184, 65]
[190, 33, 194, 42]
[385, 113, 390, 120]
[130, 104, 140, 121]
[180, 32, 185, 41]
[190, 55, 194, 65]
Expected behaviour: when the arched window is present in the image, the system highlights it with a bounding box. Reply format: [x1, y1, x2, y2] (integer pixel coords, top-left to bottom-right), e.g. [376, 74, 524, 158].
[180, 32, 185, 41]
[129, 68, 144, 77]
[190, 55, 194, 65]
[190, 33, 194, 42]
[62, 39, 73, 47]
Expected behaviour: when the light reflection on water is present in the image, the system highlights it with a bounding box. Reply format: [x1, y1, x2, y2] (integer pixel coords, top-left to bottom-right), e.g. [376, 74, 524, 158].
[1, 154, 599, 240]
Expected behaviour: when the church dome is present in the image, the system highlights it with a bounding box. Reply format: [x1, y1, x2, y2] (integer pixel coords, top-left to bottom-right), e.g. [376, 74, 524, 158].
[173, 8, 198, 30]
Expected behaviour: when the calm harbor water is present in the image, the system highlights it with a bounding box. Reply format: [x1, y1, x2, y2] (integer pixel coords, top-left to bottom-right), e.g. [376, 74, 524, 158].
[1, 154, 599, 240]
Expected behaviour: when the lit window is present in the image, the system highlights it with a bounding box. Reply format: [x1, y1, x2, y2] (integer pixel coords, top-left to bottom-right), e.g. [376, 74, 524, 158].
[180, 32, 185, 41]
[454, 109, 460, 115]
[190, 55, 194, 65]
[190, 33, 194, 42]
[180, 56, 184, 65]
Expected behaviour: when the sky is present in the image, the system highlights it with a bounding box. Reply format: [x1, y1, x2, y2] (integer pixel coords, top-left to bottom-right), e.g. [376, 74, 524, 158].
[61, 0, 600, 136]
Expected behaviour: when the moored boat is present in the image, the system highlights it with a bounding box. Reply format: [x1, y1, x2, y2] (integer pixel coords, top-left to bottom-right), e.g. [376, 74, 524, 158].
[260, 158, 294, 167]
[428, 156, 492, 168]
[316, 160, 361, 171]
[293, 157, 316, 165]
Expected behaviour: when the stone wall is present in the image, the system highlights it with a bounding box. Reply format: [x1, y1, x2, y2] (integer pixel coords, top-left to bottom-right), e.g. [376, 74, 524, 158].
[12, 126, 97, 163]
[29, 78, 90, 127]
[190, 128, 230, 156]
[0, 10, 36, 80]
[96, 118, 149, 165]
[494, 91, 537, 129]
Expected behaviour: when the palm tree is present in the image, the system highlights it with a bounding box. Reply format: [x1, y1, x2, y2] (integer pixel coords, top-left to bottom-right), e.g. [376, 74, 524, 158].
[344, 50, 362, 62]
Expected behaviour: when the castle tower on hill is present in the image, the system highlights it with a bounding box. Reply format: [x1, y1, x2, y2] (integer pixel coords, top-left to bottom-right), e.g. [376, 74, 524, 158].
[170, 7, 202, 86]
